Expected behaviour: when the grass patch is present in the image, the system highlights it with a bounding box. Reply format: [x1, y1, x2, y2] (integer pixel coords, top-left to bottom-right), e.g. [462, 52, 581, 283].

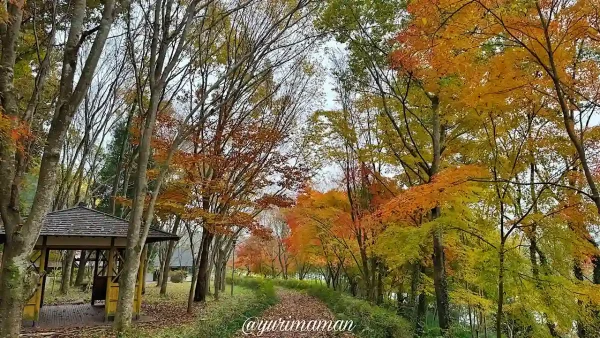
[43, 276, 91, 305]
[230, 276, 413, 338]
[143, 280, 193, 304]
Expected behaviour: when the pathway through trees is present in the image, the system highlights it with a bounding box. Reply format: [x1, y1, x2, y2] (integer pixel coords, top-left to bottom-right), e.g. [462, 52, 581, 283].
[236, 289, 355, 337]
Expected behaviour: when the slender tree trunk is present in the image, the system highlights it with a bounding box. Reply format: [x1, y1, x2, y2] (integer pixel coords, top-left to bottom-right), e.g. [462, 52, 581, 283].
[156, 259, 163, 287]
[369, 256, 376, 301]
[575, 262, 587, 337]
[213, 249, 221, 300]
[187, 260, 198, 314]
[115, 0, 208, 327]
[414, 264, 427, 337]
[468, 304, 474, 338]
[397, 284, 406, 317]
[207, 246, 215, 294]
[220, 261, 226, 292]
[429, 95, 450, 333]
[111, 105, 134, 215]
[483, 311, 488, 337]
[496, 248, 505, 338]
[160, 216, 181, 295]
[114, 46, 164, 332]
[69, 253, 76, 286]
[415, 291, 427, 337]
[376, 260, 384, 305]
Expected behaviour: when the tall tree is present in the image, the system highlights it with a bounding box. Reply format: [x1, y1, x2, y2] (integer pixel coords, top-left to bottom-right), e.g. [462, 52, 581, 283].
[0, 1, 119, 335]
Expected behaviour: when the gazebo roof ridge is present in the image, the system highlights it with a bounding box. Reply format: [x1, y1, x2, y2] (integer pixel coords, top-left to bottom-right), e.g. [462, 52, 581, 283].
[67, 204, 177, 239]
[0, 204, 179, 244]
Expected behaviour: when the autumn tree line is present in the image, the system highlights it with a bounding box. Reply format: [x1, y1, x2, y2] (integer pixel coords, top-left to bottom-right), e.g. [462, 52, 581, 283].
[0, 0, 319, 336]
[238, 0, 600, 337]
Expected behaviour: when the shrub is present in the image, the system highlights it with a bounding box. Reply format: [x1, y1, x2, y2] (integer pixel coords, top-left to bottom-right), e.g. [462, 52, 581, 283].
[169, 270, 187, 283]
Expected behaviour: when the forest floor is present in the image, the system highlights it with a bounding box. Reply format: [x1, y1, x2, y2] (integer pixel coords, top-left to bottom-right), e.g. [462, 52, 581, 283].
[233, 289, 355, 338]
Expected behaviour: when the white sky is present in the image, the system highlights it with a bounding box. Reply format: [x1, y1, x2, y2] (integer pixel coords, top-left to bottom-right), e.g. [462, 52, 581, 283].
[310, 39, 346, 192]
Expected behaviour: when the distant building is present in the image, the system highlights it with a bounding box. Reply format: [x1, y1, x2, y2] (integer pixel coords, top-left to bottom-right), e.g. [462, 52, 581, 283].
[149, 246, 195, 282]
[149, 226, 201, 282]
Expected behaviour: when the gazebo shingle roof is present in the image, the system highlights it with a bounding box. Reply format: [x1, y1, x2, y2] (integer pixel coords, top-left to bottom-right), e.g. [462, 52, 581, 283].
[0, 205, 178, 243]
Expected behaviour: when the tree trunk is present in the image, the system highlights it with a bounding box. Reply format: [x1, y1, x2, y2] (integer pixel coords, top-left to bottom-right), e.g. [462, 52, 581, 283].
[213, 249, 221, 300]
[111, 105, 134, 215]
[60, 251, 76, 294]
[413, 264, 427, 337]
[75, 250, 88, 286]
[114, 42, 164, 332]
[187, 259, 199, 314]
[0, 241, 40, 337]
[213, 270, 220, 300]
[397, 284, 406, 317]
[496, 248, 505, 338]
[114, 0, 205, 327]
[114, 244, 143, 329]
[220, 261, 226, 292]
[69, 253, 77, 286]
[156, 247, 165, 287]
[432, 207, 450, 332]
[160, 216, 181, 295]
[429, 95, 450, 333]
[194, 231, 214, 302]
[574, 261, 589, 337]
[376, 260, 384, 305]
[0, 4, 31, 337]
[415, 291, 427, 337]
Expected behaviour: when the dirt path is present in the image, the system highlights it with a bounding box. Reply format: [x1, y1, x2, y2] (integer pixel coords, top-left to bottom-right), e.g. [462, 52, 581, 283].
[236, 289, 355, 337]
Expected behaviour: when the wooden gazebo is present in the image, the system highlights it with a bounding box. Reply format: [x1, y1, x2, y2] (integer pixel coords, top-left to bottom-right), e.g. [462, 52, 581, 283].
[0, 205, 179, 323]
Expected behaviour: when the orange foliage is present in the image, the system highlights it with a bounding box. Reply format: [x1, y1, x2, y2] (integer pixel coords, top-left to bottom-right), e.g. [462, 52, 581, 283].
[377, 165, 487, 223]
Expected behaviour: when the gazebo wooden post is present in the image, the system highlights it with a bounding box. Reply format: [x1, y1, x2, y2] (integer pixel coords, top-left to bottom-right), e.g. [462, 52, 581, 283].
[135, 245, 147, 319]
[91, 249, 100, 306]
[105, 238, 116, 321]
[40, 246, 50, 308]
